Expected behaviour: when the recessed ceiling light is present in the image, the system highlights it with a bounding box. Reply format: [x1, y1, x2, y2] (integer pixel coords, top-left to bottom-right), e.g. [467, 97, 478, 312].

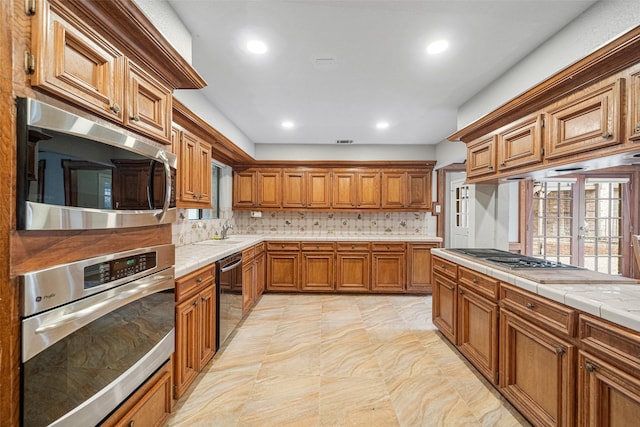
[376, 121, 389, 129]
[281, 121, 294, 129]
[426, 40, 449, 55]
[247, 40, 267, 54]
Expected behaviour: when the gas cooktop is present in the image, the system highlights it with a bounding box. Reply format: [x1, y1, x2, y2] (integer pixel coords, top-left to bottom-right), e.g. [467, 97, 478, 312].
[448, 248, 583, 270]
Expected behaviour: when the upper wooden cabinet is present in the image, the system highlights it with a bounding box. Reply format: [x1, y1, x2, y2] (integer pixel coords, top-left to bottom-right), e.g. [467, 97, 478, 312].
[381, 170, 432, 209]
[30, 0, 174, 144]
[466, 135, 497, 179]
[545, 77, 624, 160]
[282, 168, 331, 209]
[233, 162, 435, 211]
[174, 127, 212, 208]
[629, 66, 640, 142]
[497, 114, 543, 172]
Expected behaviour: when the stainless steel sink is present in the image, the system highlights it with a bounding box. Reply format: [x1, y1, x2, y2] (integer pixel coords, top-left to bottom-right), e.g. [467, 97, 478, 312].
[196, 238, 244, 245]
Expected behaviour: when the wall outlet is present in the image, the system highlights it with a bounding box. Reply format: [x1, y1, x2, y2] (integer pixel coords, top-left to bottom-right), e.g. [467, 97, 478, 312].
[250, 211, 262, 218]
[434, 204, 441, 214]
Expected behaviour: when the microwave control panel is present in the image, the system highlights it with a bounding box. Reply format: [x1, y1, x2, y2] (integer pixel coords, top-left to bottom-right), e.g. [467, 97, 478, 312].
[84, 252, 158, 289]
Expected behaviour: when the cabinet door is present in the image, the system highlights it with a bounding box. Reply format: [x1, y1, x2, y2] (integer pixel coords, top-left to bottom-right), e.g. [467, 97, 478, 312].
[199, 286, 216, 368]
[457, 286, 499, 384]
[332, 170, 357, 208]
[242, 261, 255, 315]
[32, 2, 125, 122]
[233, 171, 257, 208]
[282, 169, 305, 208]
[301, 252, 335, 292]
[113, 367, 172, 427]
[500, 309, 576, 427]
[357, 172, 381, 208]
[432, 272, 457, 344]
[381, 171, 406, 208]
[406, 171, 431, 209]
[197, 141, 212, 205]
[336, 252, 370, 292]
[255, 251, 265, 297]
[467, 135, 497, 178]
[371, 252, 405, 293]
[306, 169, 332, 208]
[125, 59, 172, 144]
[406, 243, 437, 293]
[497, 114, 543, 172]
[179, 132, 199, 204]
[578, 352, 640, 426]
[266, 252, 300, 291]
[545, 78, 624, 160]
[258, 169, 281, 208]
[174, 294, 199, 399]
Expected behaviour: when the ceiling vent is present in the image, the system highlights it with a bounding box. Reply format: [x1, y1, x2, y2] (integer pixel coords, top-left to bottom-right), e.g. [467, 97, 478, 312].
[312, 55, 338, 70]
[336, 139, 353, 144]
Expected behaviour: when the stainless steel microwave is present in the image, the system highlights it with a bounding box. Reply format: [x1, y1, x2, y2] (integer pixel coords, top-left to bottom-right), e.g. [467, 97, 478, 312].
[16, 97, 177, 230]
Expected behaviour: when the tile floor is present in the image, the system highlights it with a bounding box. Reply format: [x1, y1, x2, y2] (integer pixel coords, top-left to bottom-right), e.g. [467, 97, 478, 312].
[168, 294, 530, 427]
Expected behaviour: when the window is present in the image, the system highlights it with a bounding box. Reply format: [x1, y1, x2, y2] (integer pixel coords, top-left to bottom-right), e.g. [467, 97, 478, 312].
[527, 173, 633, 276]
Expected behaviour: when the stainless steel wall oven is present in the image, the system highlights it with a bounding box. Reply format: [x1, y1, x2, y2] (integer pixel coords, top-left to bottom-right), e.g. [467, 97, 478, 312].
[19, 244, 175, 426]
[16, 97, 177, 231]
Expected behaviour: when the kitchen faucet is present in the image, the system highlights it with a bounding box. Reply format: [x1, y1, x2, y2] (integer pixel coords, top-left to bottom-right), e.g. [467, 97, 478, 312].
[221, 221, 233, 239]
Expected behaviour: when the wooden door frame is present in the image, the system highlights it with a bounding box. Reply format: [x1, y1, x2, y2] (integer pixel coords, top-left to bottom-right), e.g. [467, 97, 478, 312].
[435, 163, 466, 243]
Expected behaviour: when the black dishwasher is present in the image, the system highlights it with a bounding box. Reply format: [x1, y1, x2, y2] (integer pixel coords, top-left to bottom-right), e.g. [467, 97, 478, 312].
[216, 253, 243, 349]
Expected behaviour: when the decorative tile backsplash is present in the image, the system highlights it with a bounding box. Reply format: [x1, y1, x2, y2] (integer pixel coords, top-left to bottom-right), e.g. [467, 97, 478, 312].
[173, 209, 436, 247]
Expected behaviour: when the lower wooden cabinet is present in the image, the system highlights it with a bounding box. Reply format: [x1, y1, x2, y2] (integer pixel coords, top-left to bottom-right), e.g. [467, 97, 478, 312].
[174, 264, 216, 399]
[499, 308, 576, 427]
[242, 243, 265, 316]
[432, 264, 457, 344]
[406, 243, 438, 293]
[266, 242, 301, 291]
[371, 243, 405, 293]
[335, 242, 370, 292]
[100, 360, 173, 427]
[301, 242, 335, 292]
[457, 285, 499, 384]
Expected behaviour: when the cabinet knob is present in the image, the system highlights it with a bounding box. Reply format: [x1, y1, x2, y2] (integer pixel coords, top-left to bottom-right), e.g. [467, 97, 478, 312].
[110, 103, 121, 114]
[555, 346, 565, 355]
[351, 244, 355, 249]
[472, 277, 478, 284]
[635, 122, 640, 132]
[281, 244, 285, 248]
[192, 194, 198, 199]
[585, 362, 596, 372]
[196, 276, 203, 283]
[499, 162, 506, 168]
[193, 300, 198, 306]
[525, 302, 534, 309]
[487, 165, 493, 170]
[130, 113, 140, 122]
[459, 289, 464, 295]
[602, 131, 612, 139]
[128, 421, 135, 427]
[440, 264, 446, 269]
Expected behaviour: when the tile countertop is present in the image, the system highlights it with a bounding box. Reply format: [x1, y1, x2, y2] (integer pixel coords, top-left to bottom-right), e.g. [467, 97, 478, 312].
[432, 248, 640, 333]
[175, 234, 442, 279]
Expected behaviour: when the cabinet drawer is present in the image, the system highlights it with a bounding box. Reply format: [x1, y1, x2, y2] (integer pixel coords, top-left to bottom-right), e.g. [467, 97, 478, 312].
[254, 242, 265, 255]
[175, 264, 215, 302]
[432, 256, 457, 281]
[500, 283, 577, 337]
[242, 246, 255, 260]
[337, 242, 371, 252]
[266, 241, 301, 251]
[580, 314, 640, 374]
[459, 266, 499, 300]
[371, 242, 406, 252]
[301, 242, 335, 251]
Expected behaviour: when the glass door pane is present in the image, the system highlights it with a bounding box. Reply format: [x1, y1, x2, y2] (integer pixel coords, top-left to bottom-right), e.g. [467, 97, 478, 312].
[531, 181, 575, 264]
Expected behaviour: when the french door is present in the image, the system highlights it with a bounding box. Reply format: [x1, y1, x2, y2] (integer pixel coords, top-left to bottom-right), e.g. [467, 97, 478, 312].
[528, 174, 633, 276]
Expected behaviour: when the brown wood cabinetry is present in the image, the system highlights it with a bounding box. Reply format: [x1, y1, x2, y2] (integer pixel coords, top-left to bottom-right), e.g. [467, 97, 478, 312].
[301, 242, 335, 292]
[233, 170, 257, 208]
[371, 242, 405, 293]
[174, 127, 212, 207]
[242, 243, 265, 316]
[456, 267, 500, 384]
[381, 170, 432, 209]
[332, 169, 381, 209]
[174, 264, 216, 399]
[496, 113, 543, 172]
[578, 315, 640, 425]
[258, 169, 282, 208]
[406, 243, 438, 293]
[466, 135, 497, 179]
[100, 359, 173, 427]
[31, 0, 173, 144]
[266, 242, 301, 291]
[629, 67, 640, 141]
[432, 255, 458, 343]
[545, 77, 624, 160]
[335, 242, 371, 292]
[282, 168, 332, 208]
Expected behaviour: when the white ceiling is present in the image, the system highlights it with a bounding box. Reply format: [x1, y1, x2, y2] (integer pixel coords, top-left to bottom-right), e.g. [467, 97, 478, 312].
[168, 0, 597, 146]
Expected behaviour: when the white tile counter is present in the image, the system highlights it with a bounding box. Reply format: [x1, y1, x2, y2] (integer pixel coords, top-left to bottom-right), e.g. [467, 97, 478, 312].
[175, 234, 442, 278]
[432, 248, 640, 333]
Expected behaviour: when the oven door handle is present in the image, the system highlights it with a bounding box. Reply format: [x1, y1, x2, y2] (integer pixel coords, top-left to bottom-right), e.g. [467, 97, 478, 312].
[22, 272, 174, 362]
[220, 259, 243, 272]
[155, 150, 171, 222]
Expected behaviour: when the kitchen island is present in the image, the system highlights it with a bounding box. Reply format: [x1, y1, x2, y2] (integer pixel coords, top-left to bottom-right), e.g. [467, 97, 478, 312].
[431, 248, 640, 426]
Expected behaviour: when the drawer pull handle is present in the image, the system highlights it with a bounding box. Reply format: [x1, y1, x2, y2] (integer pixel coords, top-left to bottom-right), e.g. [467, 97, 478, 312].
[472, 277, 478, 284]
[441, 264, 446, 269]
[197, 277, 203, 283]
[525, 302, 534, 309]
[555, 347, 565, 355]
[585, 362, 596, 372]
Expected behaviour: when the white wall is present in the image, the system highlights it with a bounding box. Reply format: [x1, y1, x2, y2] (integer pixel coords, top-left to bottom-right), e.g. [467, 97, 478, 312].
[434, 139, 466, 169]
[255, 143, 434, 161]
[458, 0, 640, 128]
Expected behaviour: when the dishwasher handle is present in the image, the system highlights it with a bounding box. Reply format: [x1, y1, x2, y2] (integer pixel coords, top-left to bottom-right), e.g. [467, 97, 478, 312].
[220, 258, 243, 272]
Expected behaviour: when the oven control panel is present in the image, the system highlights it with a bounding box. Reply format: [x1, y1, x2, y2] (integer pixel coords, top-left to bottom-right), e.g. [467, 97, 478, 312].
[84, 252, 158, 289]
